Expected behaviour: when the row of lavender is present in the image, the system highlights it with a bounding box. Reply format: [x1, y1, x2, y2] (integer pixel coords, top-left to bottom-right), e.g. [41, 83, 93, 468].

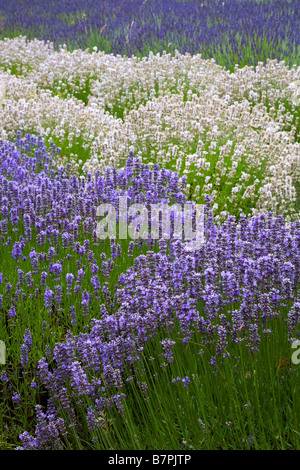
[0, 134, 300, 448]
[0, 0, 299, 69]
[1, 36, 300, 223]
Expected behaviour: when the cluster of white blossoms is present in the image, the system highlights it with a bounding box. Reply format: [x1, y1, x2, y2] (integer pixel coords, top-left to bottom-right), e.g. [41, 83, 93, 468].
[0, 36, 300, 219]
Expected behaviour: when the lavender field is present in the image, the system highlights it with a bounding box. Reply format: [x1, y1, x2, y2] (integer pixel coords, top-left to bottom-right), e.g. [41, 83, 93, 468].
[0, 0, 300, 450]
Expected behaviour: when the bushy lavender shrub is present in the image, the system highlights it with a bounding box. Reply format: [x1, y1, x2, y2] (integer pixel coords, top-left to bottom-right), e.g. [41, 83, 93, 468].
[1, 134, 299, 448]
[0, 0, 299, 69]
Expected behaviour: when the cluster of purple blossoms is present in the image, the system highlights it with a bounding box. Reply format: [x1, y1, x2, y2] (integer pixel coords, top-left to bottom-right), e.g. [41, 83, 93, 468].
[2, 133, 300, 449]
[19, 202, 300, 447]
[20, 328, 33, 368]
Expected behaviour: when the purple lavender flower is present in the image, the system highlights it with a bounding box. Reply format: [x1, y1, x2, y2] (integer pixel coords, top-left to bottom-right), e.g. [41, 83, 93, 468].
[66, 273, 74, 295]
[0, 371, 8, 383]
[17, 269, 24, 286]
[41, 271, 48, 287]
[20, 344, 29, 367]
[23, 328, 32, 349]
[9, 307, 16, 318]
[44, 288, 54, 310]
[5, 282, 12, 296]
[161, 338, 176, 363]
[69, 306, 76, 324]
[248, 434, 254, 448]
[11, 242, 23, 261]
[12, 392, 20, 404]
[86, 407, 97, 431]
[182, 376, 190, 388]
[172, 376, 181, 383]
[81, 290, 91, 316]
[50, 262, 62, 282]
[54, 285, 63, 309]
[25, 272, 34, 289]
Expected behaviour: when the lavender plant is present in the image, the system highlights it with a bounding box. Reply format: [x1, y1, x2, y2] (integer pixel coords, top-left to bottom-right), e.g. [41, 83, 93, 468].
[1, 134, 300, 449]
[0, 0, 299, 71]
